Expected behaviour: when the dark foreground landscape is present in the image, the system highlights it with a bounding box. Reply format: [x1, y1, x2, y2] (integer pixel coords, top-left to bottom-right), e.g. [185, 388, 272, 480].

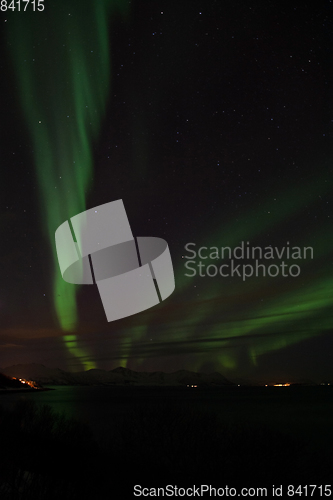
[0, 385, 332, 499]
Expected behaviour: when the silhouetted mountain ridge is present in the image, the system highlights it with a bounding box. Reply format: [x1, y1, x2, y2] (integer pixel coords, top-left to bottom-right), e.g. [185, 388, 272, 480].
[2, 363, 234, 386]
[0, 372, 26, 390]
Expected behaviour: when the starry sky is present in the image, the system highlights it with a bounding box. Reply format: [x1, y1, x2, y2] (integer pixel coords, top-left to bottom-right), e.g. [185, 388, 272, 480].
[0, 0, 332, 383]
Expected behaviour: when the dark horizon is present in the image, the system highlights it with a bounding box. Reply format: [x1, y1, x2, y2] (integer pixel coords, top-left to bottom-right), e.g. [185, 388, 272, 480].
[1, 359, 332, 386]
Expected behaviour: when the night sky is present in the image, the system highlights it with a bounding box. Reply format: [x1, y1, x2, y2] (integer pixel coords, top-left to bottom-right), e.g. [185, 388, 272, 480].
[0, 0, 332, 383]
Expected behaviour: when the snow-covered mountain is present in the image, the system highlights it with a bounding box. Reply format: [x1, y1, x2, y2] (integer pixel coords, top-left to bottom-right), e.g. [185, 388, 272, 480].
[2, 364, 234, 387]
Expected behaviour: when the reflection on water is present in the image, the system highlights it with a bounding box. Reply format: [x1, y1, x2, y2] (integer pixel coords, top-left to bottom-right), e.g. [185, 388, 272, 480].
[0, 386, 332, 448]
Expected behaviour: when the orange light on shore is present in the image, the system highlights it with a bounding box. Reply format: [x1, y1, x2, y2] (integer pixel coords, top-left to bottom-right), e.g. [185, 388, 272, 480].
[14, 377, 39, 389]
[273, 383, 290, 387]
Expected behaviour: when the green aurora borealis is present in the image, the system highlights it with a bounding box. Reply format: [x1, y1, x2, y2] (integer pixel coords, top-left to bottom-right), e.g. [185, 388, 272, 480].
[2, 1, 333, 381]
[6, 0, 128, 369]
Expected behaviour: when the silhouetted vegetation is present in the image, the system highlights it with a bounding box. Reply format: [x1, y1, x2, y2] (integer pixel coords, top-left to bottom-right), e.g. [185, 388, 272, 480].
[0, 397, 331, 499]
[0, 401, 104, 500]
[107, 400, 331, 487]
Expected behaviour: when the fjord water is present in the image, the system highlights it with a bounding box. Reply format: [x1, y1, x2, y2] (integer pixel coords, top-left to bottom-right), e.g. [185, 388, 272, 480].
[0, 385, 332, 449]
[1, 385, 332, 492]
